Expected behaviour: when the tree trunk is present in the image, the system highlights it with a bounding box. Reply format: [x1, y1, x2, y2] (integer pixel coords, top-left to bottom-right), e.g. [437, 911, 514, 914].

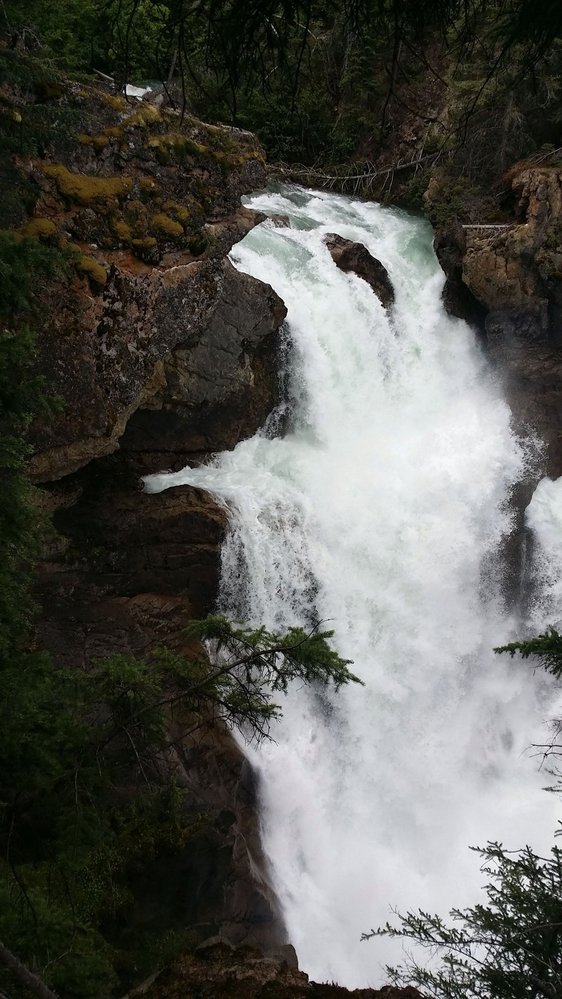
[0, 940, 59, 999]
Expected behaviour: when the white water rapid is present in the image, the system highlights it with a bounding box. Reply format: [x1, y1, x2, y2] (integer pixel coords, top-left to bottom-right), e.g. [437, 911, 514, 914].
[146, 186, 562, 987]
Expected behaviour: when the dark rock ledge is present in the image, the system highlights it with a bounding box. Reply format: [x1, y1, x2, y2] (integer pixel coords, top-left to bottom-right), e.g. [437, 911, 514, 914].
[323, 233, 394, 309]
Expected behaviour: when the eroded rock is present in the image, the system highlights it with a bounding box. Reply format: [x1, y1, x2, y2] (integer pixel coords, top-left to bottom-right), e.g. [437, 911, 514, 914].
[10, 62, 285, 482]
[35, 456, 286, 954]
[323, 233, 394, 308]
[435, 166, 562, 475]
[135, 940, 424, 999]
[119, 259, 286, 468]
[29, 247, 286, 481]
[16, 61, 291, 960]
[433, 223, 486, 326]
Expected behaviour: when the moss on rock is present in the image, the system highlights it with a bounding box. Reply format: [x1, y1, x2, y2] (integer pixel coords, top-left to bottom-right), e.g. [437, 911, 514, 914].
[151, 213, 184, 238]
[43, 164, 133, 205]
[77, 254, 107, 286]
[112, 219, 133, 242]
[124, 103, 162, 128]
[21, 218, 58, 240]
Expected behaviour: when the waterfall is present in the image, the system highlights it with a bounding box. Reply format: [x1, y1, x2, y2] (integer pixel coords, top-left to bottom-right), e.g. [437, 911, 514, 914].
[145, 186, 562, 987]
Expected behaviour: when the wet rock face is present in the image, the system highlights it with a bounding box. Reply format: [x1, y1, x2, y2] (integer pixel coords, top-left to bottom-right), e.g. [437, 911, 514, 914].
[114, 728, 286, 957]
[11, 64, 285, 482]
[432, 223, 487, 327]
[15, 66, 291, 956]
[35, 453, 287, 955]
[323, 233, 395, 308]
[139, 940, 425, 999]
[434, 168, 562, 323]
[29, 242, 285, 481]
[434, 167, 562, 476]
[120, 259, 287, 468]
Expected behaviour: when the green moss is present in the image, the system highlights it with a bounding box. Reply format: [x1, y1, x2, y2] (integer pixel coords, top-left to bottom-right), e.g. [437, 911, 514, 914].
[42, 165, 133, 205]
[126, 199, 147, 217]
[91, 134, 109, 152]
[77, 254, 107, 286]
[147, 133, 208, 159]
[132, 236, 157, 249]
[99, 92, 127, 112]
[111, 219, 132, 242]
[162, 199, 190, 222]
[78, 133, 109, 152]
[151, 213, 184, 238]
[139, 177, 160, 199]
[131, 236, 158, 261]
[124, 103, 161, 128]
[20, 218, 58, 240]
[188, 231, 209, 256]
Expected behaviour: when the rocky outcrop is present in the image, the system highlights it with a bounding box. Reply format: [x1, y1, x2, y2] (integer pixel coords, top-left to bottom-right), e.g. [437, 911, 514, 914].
[434, 166, 562, 476]
[116, 726, 286, 957]
[136, 939, 423, 999]
[2, 51, 291, 959]
[35, 457, 286, 955]
[432, 223, 487, 326]
[119, 259, 286, 469]
[323, 234, 394, 308]
[17, 87, 285, 481]
[29, 245, 285, 479]
[1, 51, 286, 481]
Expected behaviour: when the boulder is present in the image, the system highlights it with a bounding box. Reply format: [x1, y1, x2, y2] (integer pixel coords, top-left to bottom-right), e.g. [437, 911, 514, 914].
[28, 246, 286, 481]
[119, 259, 287, 468]
[323, 233, 394, 308]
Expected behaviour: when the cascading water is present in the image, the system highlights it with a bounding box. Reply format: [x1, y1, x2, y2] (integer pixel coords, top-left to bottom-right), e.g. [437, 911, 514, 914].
[145, 186, 562, 987]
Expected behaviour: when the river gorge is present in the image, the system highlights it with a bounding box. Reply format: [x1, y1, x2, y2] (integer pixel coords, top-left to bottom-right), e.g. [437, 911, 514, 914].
[144, 184, 562, 987]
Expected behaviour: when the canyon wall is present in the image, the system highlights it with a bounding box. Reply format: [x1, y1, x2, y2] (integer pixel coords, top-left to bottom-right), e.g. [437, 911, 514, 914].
[434, 167, 562, 480]
[7, 49, 290, 960]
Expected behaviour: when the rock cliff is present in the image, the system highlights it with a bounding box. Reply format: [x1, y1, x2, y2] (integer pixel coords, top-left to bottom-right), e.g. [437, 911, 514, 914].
[434, 166, 562, 477]
[131, 940, 423, 999]
[4, 47, 290, 962]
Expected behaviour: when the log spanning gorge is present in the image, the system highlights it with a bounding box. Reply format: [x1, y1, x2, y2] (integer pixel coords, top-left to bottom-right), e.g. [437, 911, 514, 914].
[146, 186, 562, 987]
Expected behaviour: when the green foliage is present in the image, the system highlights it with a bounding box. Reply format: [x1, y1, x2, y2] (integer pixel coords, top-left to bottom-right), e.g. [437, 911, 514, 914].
[3, 0, 108, 74]
[495, 629, 562, 680]
[4, 0, 562, 171]
[0, 613, 358, 996]
[364, 841, 562, 999]
[0, 233, 66, 650]
[0, 230, 72, 324]
[424, 172, 480, 226]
